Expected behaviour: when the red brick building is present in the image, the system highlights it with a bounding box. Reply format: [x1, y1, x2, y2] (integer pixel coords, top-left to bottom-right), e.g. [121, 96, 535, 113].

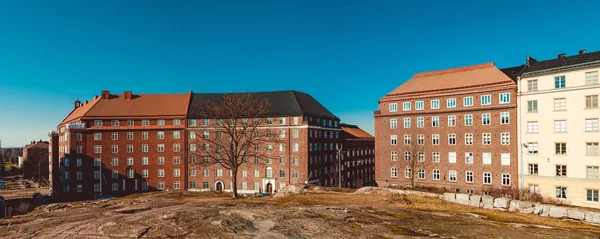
[374, 63, 521, 194]
[186, 91, 341, 194]
[50, 90, 373, 199]
[50, 90, 191, 199]
[22, 140, 50, 181]
[340, 124, 375, 188]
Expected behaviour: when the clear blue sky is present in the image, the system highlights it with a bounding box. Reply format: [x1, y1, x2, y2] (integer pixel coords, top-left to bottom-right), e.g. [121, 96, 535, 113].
[0, 0, 599, 147]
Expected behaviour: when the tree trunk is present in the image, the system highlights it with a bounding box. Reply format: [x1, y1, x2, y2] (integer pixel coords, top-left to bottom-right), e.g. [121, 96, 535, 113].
[232, 167, 238, 198]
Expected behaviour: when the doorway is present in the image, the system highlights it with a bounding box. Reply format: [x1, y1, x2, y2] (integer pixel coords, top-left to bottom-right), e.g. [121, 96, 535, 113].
[215, 181, 223, 191]
[266, 183, 273, 194]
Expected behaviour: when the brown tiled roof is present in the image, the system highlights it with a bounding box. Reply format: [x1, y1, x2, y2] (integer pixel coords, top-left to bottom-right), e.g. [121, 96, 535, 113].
[387, 63, 514, 96]
[341, 123, 374, 139]
[24, 141, 49, 150]
[60, 98, 101, 125]
[85, 93, 190, 118]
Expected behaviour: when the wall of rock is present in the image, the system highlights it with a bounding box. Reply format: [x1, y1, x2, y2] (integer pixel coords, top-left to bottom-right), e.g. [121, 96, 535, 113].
[442, 193, 600, 225]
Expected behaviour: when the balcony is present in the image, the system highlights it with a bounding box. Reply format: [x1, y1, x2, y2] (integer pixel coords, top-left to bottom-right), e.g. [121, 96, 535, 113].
[66, 123, 86, 129]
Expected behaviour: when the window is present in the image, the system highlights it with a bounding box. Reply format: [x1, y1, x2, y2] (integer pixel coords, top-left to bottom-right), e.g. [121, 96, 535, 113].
[501, 153, 510, 165]
[483, 172, 492, 184]
[158, 169, 165, 177]
[94, 158, 101, 166]
[527, 142, 539, 154]
[391, 167, 398, 178]
[527, 79, 538, 91]
[292, 143, 299, 152]
[127, 157, 133, 165]
[448, 152, 456, 163]
[447, 115, 456, 126]
[466, 171, 474, 183]
[499, 93, 510, 104]
[554, 76, 566, 88]
[404, 168, 411, 178]
[112, 183, 119, 191]
[390, 135, 397, 145]
[111, 120, 119, 126]
[111, 157, 118, 166]
[111, 145, 118, 153]
[173, 156, 181, 164]
[482, 133, 491, 145]
[444, 134, 455, 146]
[501, 174, 511, 186]
[416, 101, 424, 110]
[527, 100, 538, 112]
[433, 169, 440, 180]
[111, 170, 118, 178]
[76, 146, 82, 154]
[556, 165, 567, 177]
[482, 113, 491, 125]
[158, 144, 165, 152]
[127, 168, 134, 178]
[418, 169, 425, 179]
[465, 152, 473, 164]
[587, 143, 599, 155]
[189, 119, 197, 126]
[528, 164, 538, 175]
[389, 151, 398, 161]
[112, 132, 118, 140]
[142, 132, 148, 140]
[556, 186, 567, 199]
[463, 96, 473, 107]
[404, 151, 411, 161]
[554, 98, 567, 111]
[500, 112, 509, 124]
[418, 152, 425, 162]
[157, 156, 164, 165]
[431, 100, 440, 109]
[527, 121, 538, 133]
[464, 114, 472, 126]
[432, 152, 440, 163]
[142, 120, 150, 126]
[172, 119, 180, 125]
[390, 119, 397, 129]
[142, 169, 149, 178]
[501, 132, 510, 145]
[483, 152, 491, 165]
[403, 102, 411, 111]
[157, 119, 165, 126]
[389, 103, 398, 112]
[94, 120, 102, 126]
[417, 134, 424, 145]
[447, 98, 456, 108]
[404, 134, 411, 145]
[156, 131, 165, 139]
[403, 118, 411, 128]
[157, 182, 165, 190]
[173, 131, 180, 139]
[555, 143, 567, 154]
[586, 166, 599, 179]
[449, 170, 457, 182]
[417, 117, 424, 128]
[588, 189, 599, 202]
[77, 171, 82, 180]
[481, 95, 491, 105]
[279, 170, 286, 178]
[465, 133, 473, 145]
[432, 116, 439, 127]
[94, 132, 102, 140]
[266, 168, 273, 177]
[586, 71, 599, 85]
[202, 119, 209, 126]
[586, 95, 599, 108]
[280, 130, 286, 138]
[173, 169, 181, 177]
[432, 134, 440, 145]
[126, 144, 133, 153]
[292, 156, 299, 165]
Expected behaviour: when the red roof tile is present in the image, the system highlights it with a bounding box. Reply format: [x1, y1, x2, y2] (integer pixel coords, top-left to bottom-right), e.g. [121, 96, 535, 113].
[85, 93, 190, 118]
[60, 98, 101, 125]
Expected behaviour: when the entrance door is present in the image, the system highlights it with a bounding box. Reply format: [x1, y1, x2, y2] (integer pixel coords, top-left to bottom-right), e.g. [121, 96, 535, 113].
[216, 182, 223, 191]
[266, 183, 273, 194]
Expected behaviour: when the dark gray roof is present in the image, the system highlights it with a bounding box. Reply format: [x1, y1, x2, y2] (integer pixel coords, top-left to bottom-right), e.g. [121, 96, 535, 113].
[523, 50, 600, 76]
[187, 90, 337, 119]
[500, 65, 526, 83]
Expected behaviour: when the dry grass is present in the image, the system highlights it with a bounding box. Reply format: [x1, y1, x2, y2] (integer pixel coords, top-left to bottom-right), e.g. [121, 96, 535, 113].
[374, 210, 414, 219]
[347, 222, 361, 230]
[316, 214, 333, 221]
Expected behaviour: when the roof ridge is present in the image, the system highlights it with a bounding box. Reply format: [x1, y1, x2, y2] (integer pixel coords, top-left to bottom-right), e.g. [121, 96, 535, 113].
[414, 62, 495, 78]
[290, 91, 305, 113]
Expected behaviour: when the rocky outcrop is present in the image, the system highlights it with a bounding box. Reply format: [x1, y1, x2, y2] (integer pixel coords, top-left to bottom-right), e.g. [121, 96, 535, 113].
[509, 200, 536, 214]
[493, 198, 511, 211]
[481, 196, 494, 210]
[443, 193, 456, 203]
[455, 194, 470, 205]
[468, 195, 482, 208]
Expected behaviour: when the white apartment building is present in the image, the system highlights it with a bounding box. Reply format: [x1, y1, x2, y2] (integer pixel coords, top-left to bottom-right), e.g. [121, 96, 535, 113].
[518, 49, 600, 208]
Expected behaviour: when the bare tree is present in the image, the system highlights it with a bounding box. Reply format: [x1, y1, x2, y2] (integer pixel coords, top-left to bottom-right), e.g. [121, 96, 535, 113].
[397, 134, 429, 189]
[190, 93, 281, 198]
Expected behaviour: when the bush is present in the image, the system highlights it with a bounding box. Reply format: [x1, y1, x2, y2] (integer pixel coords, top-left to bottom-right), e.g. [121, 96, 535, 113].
[15, 202, 32, 215]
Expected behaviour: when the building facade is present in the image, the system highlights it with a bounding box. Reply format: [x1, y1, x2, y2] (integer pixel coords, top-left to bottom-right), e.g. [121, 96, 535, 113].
[186, 91, 342, 194]
[519, 50, 600, 208]
[375, 63, 520, 194]
[22, 140, 50, 181]
[50, 90, 191, 199]
[340, 123, 375, 188]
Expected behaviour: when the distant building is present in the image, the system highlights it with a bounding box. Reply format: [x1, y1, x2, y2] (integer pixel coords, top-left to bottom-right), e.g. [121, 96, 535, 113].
[375, 62, 520, 194]
[339, 123, 375, 188]
[22, 140, 50, 181]
[518, 49, 600, 208]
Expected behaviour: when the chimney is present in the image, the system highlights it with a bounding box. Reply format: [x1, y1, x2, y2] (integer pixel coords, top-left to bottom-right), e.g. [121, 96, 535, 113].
[124, 91, 133, 100]
[558, 53, 566, 59]
[101, 90, 110, 99]
[579, 49, 586, 55]
[94, 95, 98, 100]
[74, 99, 81, 109]
[526, 56, 537, 66]
[85, 100, 89, 105]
